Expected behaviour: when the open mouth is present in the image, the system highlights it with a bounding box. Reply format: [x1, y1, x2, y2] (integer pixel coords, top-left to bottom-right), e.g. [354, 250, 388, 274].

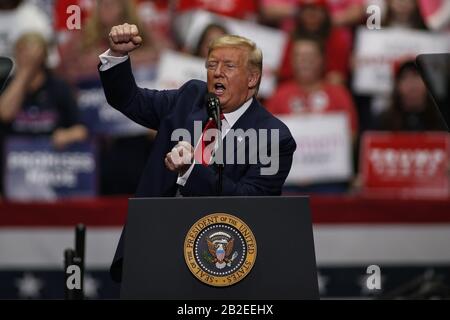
[214, 83, 226, 96]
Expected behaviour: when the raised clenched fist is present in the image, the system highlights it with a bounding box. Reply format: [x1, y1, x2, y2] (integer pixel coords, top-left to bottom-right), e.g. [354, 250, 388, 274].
[108, 23, 143, 57]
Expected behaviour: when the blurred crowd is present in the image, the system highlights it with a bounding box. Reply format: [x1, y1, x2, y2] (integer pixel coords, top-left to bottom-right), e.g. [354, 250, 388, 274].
[0, 0, 448, 198]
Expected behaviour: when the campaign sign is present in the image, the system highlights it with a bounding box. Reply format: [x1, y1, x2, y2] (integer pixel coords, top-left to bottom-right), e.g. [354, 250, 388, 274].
[77, 78, 149, 137]
[278, 113, 353, 184]
[3, 137, 97, 201]
[360, 132, 450, 198]
[352, 27, 450, 95]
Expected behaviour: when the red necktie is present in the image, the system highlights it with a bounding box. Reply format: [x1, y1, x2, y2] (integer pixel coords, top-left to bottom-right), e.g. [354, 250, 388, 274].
[195, 114, 225, 166]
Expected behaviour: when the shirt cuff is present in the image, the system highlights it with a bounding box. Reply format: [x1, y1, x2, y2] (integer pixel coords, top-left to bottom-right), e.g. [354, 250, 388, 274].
[176, 163, 196, 187]
[98, 49, 129, 71]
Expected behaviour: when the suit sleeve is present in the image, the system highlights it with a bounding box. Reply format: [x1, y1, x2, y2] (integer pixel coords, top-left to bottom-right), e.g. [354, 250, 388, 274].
[98, 58, 179, 130]
[179, 132, 296, 196]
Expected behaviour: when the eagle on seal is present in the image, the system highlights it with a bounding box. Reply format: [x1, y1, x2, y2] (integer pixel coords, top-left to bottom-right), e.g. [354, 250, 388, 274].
[207, 233, 234, 269]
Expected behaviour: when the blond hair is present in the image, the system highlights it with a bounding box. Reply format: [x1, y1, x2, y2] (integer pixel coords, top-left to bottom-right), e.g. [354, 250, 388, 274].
[208, 35, 263, 94]
[15, 32, 48, 60]
[82, 0, 148, 50]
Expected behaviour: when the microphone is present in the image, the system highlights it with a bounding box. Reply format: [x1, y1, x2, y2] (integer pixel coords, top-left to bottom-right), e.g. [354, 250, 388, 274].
[204, 92, 223, 196]
[205, 92, 220, 122]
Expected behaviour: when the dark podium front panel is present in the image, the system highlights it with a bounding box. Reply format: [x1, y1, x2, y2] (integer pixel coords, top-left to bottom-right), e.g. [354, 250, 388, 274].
[120, 196, 318, 299]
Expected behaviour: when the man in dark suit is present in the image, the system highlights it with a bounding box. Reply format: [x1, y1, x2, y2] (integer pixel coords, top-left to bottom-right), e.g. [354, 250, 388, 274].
[99, 23, 296, 282]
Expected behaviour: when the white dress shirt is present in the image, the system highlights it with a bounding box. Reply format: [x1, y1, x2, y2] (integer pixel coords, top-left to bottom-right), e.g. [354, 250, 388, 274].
[99, 49, 129, 71]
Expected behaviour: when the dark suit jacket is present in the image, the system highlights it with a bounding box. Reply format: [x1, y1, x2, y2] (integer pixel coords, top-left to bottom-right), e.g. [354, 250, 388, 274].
[99, 59, 296, 282]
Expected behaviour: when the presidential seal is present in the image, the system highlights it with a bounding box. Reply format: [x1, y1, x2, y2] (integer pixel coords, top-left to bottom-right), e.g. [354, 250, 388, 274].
[184, 213, 257, 287]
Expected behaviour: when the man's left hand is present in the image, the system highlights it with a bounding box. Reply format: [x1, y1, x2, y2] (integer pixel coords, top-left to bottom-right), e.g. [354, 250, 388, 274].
[164, 141, 194, 175]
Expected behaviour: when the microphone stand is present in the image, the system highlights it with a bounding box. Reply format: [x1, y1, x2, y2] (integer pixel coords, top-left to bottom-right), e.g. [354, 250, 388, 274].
[215, 103, 223, 196]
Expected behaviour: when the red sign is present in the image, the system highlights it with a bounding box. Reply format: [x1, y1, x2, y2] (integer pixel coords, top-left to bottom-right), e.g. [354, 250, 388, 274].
[360, 132, 449, 199]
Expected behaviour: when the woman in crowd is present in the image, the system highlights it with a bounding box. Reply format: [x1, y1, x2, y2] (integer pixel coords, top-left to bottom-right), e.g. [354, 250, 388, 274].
[0, 33, 87, 147]
[372, 60, 446, 131]
[192, 23, 228, 58]
[0, 33, 87, 195]
[278, 0, 352, 85]
[267, 36, 358, 193]
[352, 0, 433, 138]
[0, 0, 55, 65]
[383, 0, 428, 29]
[268, 36, 358, 134]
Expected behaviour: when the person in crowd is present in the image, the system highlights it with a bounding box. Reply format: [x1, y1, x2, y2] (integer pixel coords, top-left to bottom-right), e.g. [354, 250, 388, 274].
[269, 36, 358, 134]
[267, 36, 358, 193]
[351, 0, 434, 138]
[278, 0, 352, 85]
[0, 0, 54, 64]
[0, 33, 87, 147]
[192, 23, 228, 58]
[383, 0, 428, 29]
[371, 59, 446, 132]
[0, 33, 88, 195]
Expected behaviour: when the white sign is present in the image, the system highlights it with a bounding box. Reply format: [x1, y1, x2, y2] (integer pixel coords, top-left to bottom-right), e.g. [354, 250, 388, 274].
[155, 50, 206, 90]
[174, 10, 288, 97]
[3, 137, 97, 201]
[278, 113, 353, 184]
[352, 27, 450, 95]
